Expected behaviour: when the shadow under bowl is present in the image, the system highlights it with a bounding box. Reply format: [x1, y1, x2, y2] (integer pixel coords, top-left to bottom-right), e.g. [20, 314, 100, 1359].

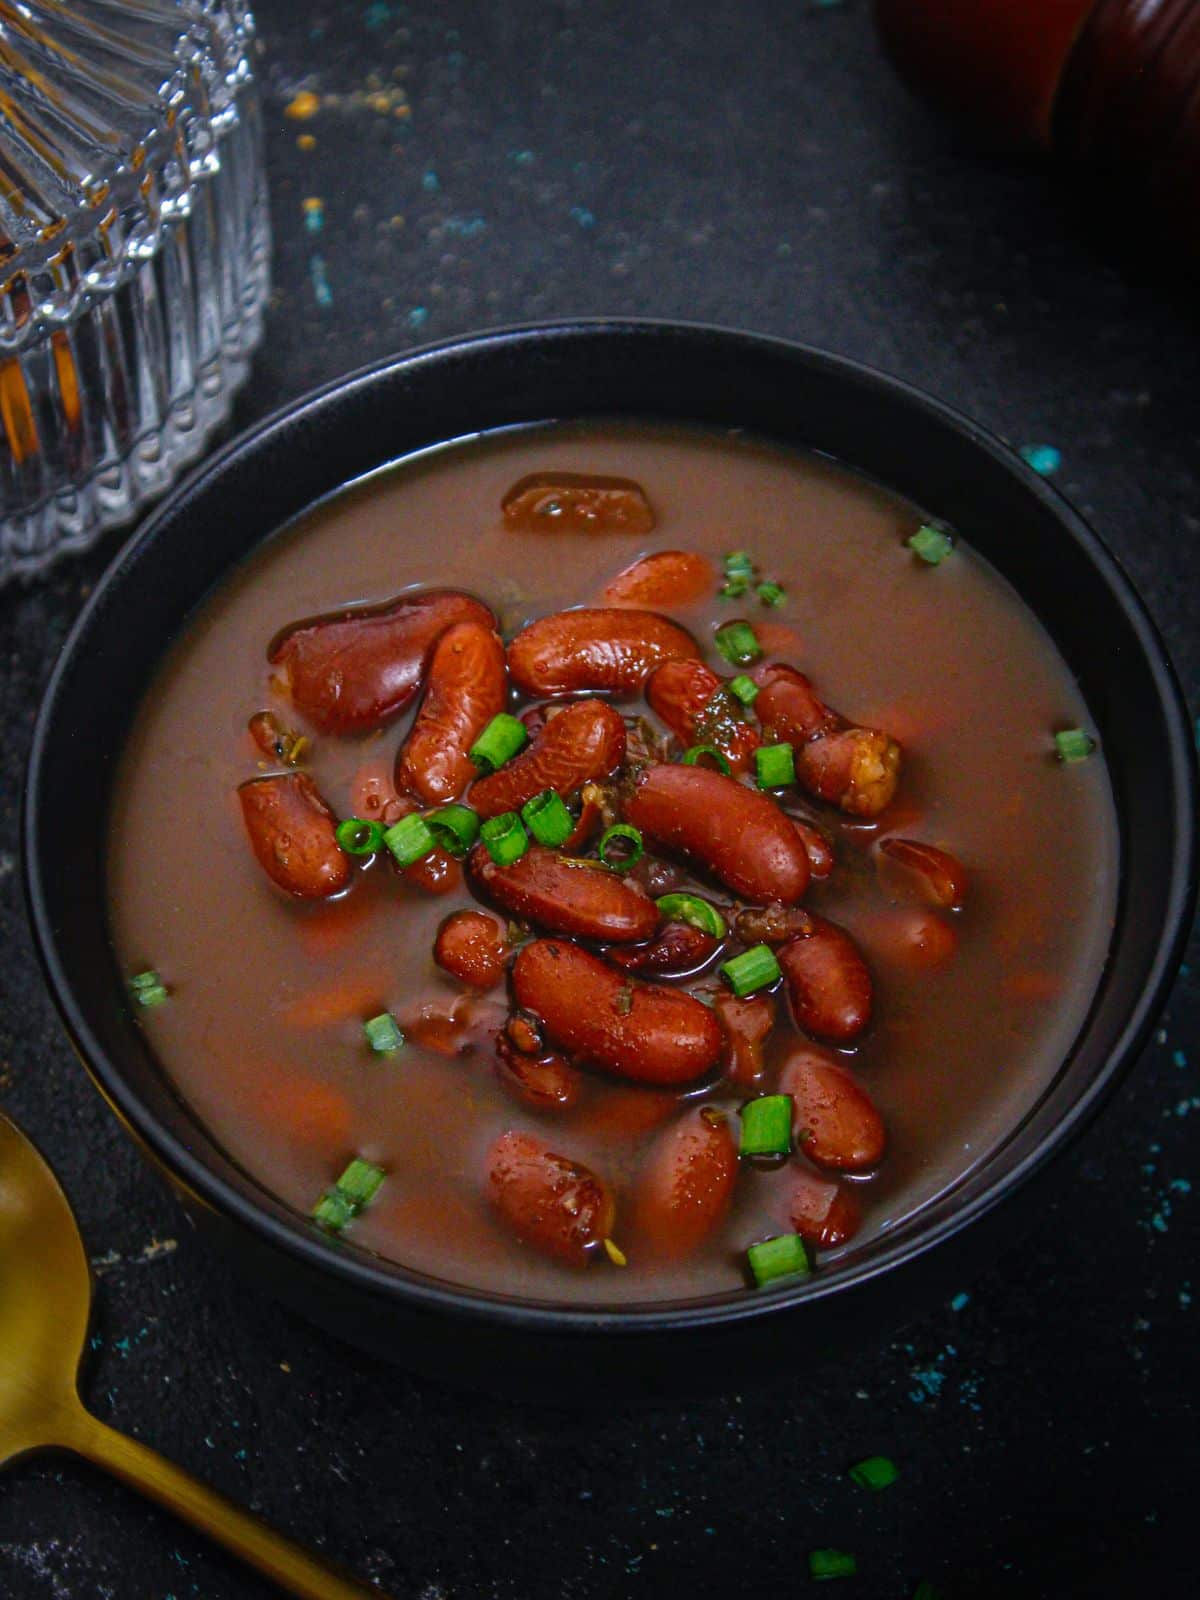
[23, 321, 1197, 1401]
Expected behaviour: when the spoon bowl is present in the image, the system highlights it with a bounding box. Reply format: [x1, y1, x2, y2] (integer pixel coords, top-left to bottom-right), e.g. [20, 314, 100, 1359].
[0, 1111, 388, 1599]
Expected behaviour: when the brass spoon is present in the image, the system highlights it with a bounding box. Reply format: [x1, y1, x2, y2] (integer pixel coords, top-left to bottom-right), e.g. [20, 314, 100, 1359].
[0, 1111, 390, 1599]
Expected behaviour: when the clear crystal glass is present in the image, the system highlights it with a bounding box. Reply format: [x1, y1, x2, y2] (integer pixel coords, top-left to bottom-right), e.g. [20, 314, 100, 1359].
[0, 0, 270, 581]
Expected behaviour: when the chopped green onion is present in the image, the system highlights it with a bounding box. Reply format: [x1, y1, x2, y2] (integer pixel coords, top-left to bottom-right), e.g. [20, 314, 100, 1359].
[808, 1549, 856, 1582]
[469, 712, 528, 774]
[129, 970, 169, 1008]
[681, 743, 732, 776]
[755, 741, 795, 789]
[720, 943, 781, 998]
[714, 620, 762, 666]
[655, 893, 727, 939]
[312, 1189, 355, 1232]
[363, 1012, 404, 1054]
[728, 673, 759, 707]
[719, 576, 750, 600]
[907, 523, 953, 565]
[312, 1156, 387, 1233]
[747, 1232, 811, 1287]
[739, 1094, 793, 1158]
[336, 817, 385, 855]
[756, 579, 787, 607]
[521, 789, 574, 847]
[848, 1455, 899, 1491]
[425, 803, 480, 857]
[724, 549, 755, 578]
[1054, 727, 1095, 763]
[480, 811, 529, 866]
[598, 823, 643, 871]
[383, 812, 437, 868]
[335, 1157, 387, 1208]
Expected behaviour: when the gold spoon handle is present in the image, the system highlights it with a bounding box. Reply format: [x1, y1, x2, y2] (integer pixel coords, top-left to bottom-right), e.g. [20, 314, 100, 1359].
[59, 1402, 389, 1600]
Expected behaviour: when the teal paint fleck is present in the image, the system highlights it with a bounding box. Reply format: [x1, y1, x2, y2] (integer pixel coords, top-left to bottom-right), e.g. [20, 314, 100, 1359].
[407, 306, 429, 328]
[303, 198, 325, 235]
[1170, 1178, 1192, 1194]
[422, 169, 440, 192]
[443, 214, 486, 237]
[509, 148, 535, 165]
[950, 1291, 970, 1312]
[365, 3, 392, 29]
[235, 1448, 247, 1461]
[909, 1367, 946, 1403]
[1175, 1050, 1188, 1068]
[1020, 443, 1062, 476]
[309, 255, 333, 307]
[570, 205, 596, 228]
[1181, 1284, 1192, 1309]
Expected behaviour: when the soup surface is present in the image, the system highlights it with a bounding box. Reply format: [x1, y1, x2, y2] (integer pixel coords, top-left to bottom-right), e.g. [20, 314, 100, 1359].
[107, 421, 1119, 1305]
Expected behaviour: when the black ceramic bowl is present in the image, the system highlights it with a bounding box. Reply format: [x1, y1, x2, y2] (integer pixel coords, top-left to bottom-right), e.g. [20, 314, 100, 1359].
[24, 322, 1196, 1401]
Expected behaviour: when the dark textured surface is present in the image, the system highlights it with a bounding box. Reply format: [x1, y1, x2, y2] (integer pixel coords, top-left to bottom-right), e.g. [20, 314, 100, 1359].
[1, 2, 1196, 1596]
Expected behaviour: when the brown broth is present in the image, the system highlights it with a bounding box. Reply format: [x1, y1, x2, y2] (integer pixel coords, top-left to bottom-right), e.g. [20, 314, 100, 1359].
[106, 421, 1120, 1305]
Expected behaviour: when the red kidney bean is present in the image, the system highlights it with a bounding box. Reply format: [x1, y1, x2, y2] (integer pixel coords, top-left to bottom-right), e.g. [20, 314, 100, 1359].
[646, 659, 761, 772]
[879, 837, 968, 909]
[469, 844, 661, 944]
[778, 1048, 886, 1172]
[247, 710, 306, 765]
[501, 472, 655, 535]
[507, 608, 696, 698]
[434, 909, 509, 988]
[623, 763, 810, 905]
[561, 789, 604, 852]
[713, 990, 776, 1089]
[238, 774, 351, 899]
[267, 589, 494, 735]
[486, 1131, 615, 1265]
[632, 1108, 739, 1260]
[494, 1035, 583, 1112]
[604, 919, 720, 976]
[603, 550, 714, 607]
[792, 818, 834, 880]
[402, 846, 462, 896]
[511, 939, 724, 1086]
[753, 663, 902, 817]
[396, 621, 507, 805]
[470, 698, 626, 818]
[869, 906, 960, 972]
[778, 914, 873, 1043]
[784, 1166, 862, 1249]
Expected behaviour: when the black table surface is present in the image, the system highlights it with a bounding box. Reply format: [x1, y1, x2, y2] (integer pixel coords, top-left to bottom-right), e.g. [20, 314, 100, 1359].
[2, 3, 1197, 1596]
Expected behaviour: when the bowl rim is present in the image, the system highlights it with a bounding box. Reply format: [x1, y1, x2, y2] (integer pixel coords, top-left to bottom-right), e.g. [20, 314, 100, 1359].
[23, 316, 1199, 1336]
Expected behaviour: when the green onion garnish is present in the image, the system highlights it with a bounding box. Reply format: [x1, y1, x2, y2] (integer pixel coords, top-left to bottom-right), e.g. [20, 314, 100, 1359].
[521, 789, 574, 847]
[129, 970, 170, 1008]
[681, 743, 732, 776]
[469, 712, 528, 774]
[598, 823, 644, 871]
[363, 1012, 404, 1054]
[911, 1583, 939, 1600]
[1054, 727, 1095, 763]
[383, 812, 437, 868]
[335, 1157, 387, 1208]
[714, 620, 762, 666]
[425, 803, 480, 857]
[480, 811, 529, 866]
[312, 1189, 355, 1232]
[728, 673, 759, 707]
[739, 1094, 793, 1158]
[808, 1549, 857, 1582]
[720, 943, 781, 997]
[755, 741, 795, 789]
[335, 817, 385, 855]
[907, 523, 953, 565]
[724, 549, 755, 578]
[848, 1455, 899, 1491]
[747, 1232, 811, 1287]
[312, 1156, 387, 1234]
[756, 580, 786, 607]
[655, 892, 727, 939]
[719, 576, 750, 600]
